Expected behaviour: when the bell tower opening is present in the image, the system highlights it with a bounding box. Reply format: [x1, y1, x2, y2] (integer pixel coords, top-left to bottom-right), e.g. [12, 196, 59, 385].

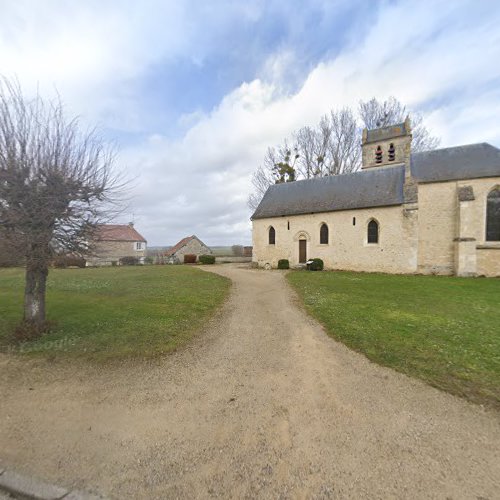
[361, 116, 412, 170]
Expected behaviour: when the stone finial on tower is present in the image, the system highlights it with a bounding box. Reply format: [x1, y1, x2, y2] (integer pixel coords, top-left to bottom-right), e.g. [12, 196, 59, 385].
[404, 115, 412, 134]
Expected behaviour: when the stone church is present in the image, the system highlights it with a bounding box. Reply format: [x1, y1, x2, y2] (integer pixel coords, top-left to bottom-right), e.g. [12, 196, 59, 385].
[251, 118, 500, 277]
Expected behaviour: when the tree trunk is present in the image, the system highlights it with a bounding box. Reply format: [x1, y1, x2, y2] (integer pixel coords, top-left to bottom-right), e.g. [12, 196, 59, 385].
[24, 265, 48, 329]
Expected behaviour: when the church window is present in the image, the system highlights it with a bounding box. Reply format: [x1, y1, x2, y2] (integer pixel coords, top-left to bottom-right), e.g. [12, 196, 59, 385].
[320, 223, 329, 244]
[353, 217, 356, 226]
[375, 146, 383, 164]
[486, 188, 500, 241]
[367, 219, 379, 244]
[269, 226, 276, 245]
[287, 221, 290, 230]
[388, 143, 396, 161]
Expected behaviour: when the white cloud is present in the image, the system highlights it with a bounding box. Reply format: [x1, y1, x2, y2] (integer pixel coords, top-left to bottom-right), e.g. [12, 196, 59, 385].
[1, 0, 499, 245]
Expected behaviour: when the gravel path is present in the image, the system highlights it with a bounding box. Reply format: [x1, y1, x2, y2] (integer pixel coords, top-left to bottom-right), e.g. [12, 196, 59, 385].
[0, 265, 499, 499]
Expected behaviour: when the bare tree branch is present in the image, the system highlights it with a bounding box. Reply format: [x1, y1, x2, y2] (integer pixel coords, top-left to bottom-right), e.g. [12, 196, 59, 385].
[0, 76, 125, 335]
[359, 96, 440, 152]
[248, 97, 440, 212]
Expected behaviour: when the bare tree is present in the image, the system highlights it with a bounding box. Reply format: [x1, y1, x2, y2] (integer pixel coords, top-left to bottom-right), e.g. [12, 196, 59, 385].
[325, 108, 361, 175]
[249, 109, 362, 211]
[0, 77, 122, 336]
[248, 97, 440, 211]
[359, 96, 440, 152]
[248, 143, 298, 211]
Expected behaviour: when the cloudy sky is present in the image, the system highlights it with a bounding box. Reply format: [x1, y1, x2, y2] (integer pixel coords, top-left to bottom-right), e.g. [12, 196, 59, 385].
[1, 0, 500, 245]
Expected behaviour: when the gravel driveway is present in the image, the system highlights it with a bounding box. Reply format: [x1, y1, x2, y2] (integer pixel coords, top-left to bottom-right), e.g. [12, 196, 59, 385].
[0, 264, 499, 499]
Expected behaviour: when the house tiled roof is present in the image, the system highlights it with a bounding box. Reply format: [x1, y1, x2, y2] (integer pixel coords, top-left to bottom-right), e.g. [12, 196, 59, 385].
[96, 224, 147, 243]
[165, 236, 194, 256]
[251, 142, 500, 220]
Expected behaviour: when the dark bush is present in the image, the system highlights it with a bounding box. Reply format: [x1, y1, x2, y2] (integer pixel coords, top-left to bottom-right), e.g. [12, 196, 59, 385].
[183, 254, 197, 264]
[308, 258, 324, 271]
[199, 254, 215, 265]
[277, 259, 289, 269]
[53, 255, 86, 268]
[144, 256, 154, 265]
[120, 256, 139, 266]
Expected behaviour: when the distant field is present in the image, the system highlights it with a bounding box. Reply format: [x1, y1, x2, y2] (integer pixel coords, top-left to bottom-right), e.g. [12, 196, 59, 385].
[0, 266, 230, 361]
[288, 270, 500, 409]
[210, 246, 235, 257]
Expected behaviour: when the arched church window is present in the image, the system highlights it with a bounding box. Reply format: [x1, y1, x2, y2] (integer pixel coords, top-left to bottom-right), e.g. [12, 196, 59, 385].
[486, 188, 500, 241]
[367, 219, 379, 244]
[375, 146, 383, 164]
[320, 223, 329, 244]
[269, 226, 276, 245]
[388, 143, 395, 161]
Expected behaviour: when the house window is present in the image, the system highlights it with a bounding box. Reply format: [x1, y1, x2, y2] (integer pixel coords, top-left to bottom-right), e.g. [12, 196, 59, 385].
[486, 188, 500, 241]
[320, 223, 329, 244]
[375, 146, 383, 164]
[269, 226, 276, 245]
[367, 220, 379, 244]
[353, 217, 356, 226]
[388, 143, 395, 161]
[287, 221, 290, 230]
[135, 242, 144, 250]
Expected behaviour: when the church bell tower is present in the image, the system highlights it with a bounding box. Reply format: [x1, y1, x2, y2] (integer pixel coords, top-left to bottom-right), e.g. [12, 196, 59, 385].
[361, 116, 412, 171]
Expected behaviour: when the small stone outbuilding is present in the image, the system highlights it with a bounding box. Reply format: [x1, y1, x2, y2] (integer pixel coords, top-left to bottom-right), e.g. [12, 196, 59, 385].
[165, 235, 212, 263]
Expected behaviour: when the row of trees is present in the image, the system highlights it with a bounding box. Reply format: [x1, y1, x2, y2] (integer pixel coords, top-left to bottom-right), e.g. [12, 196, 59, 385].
[248, 97, 440, 210]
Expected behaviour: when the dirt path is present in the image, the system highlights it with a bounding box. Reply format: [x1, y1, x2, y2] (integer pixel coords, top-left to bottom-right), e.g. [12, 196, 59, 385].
[0, 265, 499, 499]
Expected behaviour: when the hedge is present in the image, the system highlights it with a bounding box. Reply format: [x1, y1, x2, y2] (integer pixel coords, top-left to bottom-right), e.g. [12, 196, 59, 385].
[277, 259, 289, 269]
[199, 254, 216, 265]
[119, 256, 139, 266]
[308, 258, 324, 271]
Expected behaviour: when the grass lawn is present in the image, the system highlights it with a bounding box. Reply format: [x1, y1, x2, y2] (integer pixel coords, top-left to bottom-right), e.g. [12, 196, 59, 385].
[287, 271, 500, 409]
[0, 266, 230, 361]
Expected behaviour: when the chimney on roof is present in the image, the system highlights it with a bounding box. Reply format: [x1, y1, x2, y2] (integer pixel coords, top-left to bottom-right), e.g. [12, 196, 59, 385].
[128, 222, 134, 227]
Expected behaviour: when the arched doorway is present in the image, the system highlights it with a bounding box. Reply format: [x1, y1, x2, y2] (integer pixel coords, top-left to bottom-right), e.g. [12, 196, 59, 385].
[299, 239, 307, 263]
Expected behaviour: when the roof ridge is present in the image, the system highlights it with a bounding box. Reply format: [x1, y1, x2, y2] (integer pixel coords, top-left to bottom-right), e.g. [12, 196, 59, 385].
[413, 142, 498, 156]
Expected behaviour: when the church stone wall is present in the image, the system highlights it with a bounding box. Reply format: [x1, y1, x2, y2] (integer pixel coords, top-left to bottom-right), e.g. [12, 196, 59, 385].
[417, 177, 500, 276]
[252, 204, 418, 274]
[417, 182, 457, 274]
[461, 177, 500, 277]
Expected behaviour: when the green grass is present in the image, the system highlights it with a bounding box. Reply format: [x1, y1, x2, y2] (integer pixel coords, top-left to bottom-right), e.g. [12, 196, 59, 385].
[287, 271, 500, 409]
[0, 266, 230, 361]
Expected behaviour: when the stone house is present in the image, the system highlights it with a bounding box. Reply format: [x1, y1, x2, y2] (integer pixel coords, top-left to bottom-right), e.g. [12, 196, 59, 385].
[252, 118, 500, 277]
[164, 235, 212, 263]
[87, 223, 147, 266]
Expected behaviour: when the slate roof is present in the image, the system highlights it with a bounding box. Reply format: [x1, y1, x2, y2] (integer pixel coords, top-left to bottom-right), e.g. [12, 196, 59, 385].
[251, 142, 500, 220]
[96, 224, 147, 242]
[252, 166, 405, 220]
[410, 142, 500, 183]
